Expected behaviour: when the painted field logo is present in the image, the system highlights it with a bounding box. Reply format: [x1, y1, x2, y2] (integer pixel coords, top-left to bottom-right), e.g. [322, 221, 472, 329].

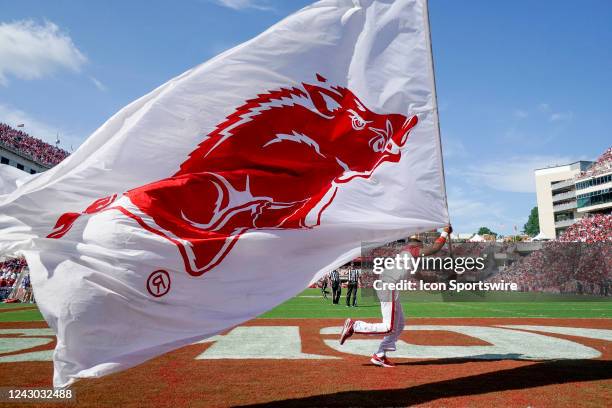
[46, 74, 418, 276]
[147, 270, 171, 297]
[0, 324, 609, 363]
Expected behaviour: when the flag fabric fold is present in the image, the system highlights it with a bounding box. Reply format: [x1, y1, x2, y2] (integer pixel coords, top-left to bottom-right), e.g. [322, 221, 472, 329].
[0, 164, 29, 196]
[0, 0, 447, 387]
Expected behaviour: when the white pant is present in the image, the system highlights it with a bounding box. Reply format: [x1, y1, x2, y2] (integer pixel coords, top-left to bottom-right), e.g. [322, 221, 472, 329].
[352, 291, 405, 354]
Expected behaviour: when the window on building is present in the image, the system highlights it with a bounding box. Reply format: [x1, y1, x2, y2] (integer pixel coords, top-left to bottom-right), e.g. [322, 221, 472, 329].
[0, 157, 8, 165]
[555, 213, 574, 222]
[576, 174, 612, 190]
[16, 163, 24, 170]
[577, 188, 612, 208]
[30, 169, 37, 174]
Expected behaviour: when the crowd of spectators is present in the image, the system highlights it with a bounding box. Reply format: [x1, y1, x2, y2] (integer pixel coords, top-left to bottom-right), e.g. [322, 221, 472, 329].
[0, 256, 32, 302]
[558, 213, 612, 243]
[0, 123, 69, 167]
[13, 273, 33, 303]
[486, 215, 611, 295]
[0, 270, 17, 288]
[576, 147, 612, 180]
[0, 256, 26, 278]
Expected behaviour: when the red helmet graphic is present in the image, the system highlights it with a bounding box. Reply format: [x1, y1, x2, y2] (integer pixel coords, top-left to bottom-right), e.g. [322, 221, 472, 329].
[48, 74, 419, 276]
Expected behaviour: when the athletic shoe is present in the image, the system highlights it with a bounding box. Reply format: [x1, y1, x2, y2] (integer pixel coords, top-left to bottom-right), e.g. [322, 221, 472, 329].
[370, 354, 395, 368]
[339, 318, 354, 345]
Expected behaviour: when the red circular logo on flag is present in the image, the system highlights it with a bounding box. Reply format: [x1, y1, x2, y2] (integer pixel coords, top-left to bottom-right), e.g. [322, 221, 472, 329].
[147, 270, 171, 297]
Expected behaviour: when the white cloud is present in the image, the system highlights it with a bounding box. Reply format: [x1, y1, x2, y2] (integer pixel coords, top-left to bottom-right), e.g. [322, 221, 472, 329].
[442, 137, 468, 159]
[90, 76, 107, 92]
[549, 111, 573, 122]
[448, 194, 491, 220]
[0, 103, 82, 150]
[457, 155, 579, 193]
[215, 0, 273, 10]
[536, 103, 573, 123]
[513, 109, 528, 119]
[0, 20, 87, 85]
[538, 103, 550, 113]
[446, 187, 512, 235]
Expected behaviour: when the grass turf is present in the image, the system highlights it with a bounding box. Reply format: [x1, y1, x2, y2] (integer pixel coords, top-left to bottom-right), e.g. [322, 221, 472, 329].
[1, 289, 610, 322]
[0, 303, 37, 309]
[258, 288, 612, 319]
[0, 305, 42, 322]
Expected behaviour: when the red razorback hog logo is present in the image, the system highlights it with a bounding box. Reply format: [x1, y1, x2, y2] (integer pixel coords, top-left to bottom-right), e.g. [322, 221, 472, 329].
[48, 75, 418, 276]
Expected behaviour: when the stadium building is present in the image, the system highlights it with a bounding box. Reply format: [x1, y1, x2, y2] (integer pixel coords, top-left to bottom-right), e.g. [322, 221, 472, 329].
[0, 144, 48, 174]
[535, 147, 612, 239]
[0, 123, 69, 174]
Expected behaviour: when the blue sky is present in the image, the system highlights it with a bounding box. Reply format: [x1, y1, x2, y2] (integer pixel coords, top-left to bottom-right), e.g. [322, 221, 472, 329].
[0, 0, 610, 235]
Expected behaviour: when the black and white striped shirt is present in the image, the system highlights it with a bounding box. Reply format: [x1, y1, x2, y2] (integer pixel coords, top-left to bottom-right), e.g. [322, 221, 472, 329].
[348, 269, 359, 283]
[330, 270, 340, 283]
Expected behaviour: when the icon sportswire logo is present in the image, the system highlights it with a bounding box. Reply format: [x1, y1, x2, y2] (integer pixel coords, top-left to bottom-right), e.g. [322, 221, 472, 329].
[47, 74, 419, 276]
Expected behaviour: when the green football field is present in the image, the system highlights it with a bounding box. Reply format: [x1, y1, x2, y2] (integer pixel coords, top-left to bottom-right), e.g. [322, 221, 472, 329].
[260, 288, 612, 319]
[1, 288, 611, 322]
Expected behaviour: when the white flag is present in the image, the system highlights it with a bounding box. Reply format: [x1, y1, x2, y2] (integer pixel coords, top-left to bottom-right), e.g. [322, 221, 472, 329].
[0, 164, 29, 196]
[0, 0, 448, 387]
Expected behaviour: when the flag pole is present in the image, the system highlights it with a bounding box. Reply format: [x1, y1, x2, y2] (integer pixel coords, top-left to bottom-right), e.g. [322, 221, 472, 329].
[423, 0, 453, 259]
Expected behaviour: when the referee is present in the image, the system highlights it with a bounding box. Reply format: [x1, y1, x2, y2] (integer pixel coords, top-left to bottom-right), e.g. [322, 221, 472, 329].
[346, 267, 359, 307]
[330, 269, 341, 305]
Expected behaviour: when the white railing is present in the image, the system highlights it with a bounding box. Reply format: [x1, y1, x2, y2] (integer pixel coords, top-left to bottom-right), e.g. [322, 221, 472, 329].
[554, 218, 575, 228]
[552, 191, 575, 202]
[553, 201, 577, 212]
[551, 179, 574, 191]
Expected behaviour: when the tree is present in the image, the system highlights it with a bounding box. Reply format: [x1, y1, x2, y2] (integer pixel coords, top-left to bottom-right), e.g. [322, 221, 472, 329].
[523, 206, 540, 236]
[477, 227, 497, 236]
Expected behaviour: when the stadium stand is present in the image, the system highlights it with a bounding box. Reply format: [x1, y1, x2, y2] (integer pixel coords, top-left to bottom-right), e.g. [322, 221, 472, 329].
[558, 213, 612, 243]
[486, 214, 611, 295]
[0, 256, 30, 301]
[576, 147, 612, 180]
[0, 123, 69, 168]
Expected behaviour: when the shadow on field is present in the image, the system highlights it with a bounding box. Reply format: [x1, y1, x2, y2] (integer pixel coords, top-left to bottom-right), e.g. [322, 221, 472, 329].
[402, 353, 526, 365]
[359, 354, 525, 366]
[238, 360, 612, 407]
